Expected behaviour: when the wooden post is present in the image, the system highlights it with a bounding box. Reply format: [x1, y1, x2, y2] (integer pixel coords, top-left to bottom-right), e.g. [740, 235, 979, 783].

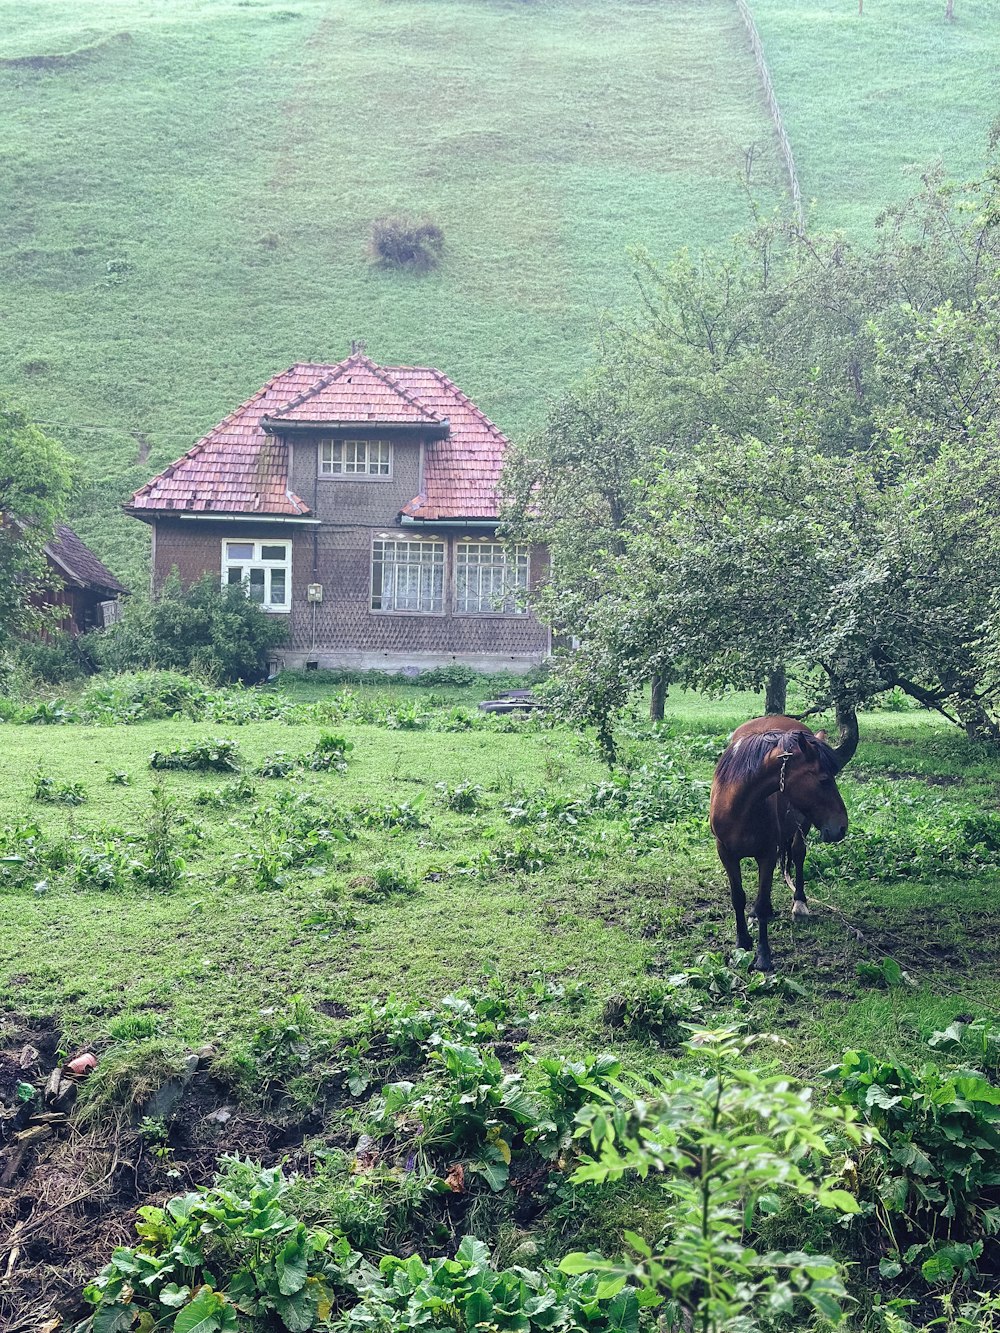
[945, 0, 954, 18]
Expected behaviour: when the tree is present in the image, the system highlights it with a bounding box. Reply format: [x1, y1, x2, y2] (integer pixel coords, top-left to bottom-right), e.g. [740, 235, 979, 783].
[0, 401, 72, 644]
[507, 148, 1000, 747]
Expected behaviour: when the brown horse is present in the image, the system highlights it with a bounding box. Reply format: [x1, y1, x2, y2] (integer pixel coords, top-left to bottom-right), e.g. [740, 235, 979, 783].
[709, 714, 857, 972]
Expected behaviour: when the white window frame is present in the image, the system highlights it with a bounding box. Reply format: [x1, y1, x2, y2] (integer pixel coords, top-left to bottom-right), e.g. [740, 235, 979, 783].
[371, 535, 445, 615]
[221, 539, 292, 613]
[319, 438, 392, 478]
[454, 540, 529, 615]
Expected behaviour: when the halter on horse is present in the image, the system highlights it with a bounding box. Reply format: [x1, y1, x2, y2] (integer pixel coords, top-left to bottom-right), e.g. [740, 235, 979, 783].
[709, 714, 857, 972]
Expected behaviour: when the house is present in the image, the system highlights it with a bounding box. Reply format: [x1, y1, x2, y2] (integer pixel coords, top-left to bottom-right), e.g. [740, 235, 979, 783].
[35, 523, 129, 635]
[126, 351, 549, 673]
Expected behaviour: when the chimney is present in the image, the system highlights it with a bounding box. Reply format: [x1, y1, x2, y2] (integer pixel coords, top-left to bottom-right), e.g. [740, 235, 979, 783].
[350, 339, 367, 356]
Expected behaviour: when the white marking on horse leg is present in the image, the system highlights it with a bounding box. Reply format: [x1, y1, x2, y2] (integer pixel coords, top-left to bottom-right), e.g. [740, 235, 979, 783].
[792, 899, 810, 917]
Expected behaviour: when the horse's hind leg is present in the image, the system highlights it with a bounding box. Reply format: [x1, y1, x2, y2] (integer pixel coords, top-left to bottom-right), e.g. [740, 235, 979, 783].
[753, 856, 777, 973]
[718, 844, 753, 952]
[786, 829, 809, 917]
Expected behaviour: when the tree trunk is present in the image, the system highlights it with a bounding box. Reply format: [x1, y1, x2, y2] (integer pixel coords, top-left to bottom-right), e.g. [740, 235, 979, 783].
[945, 0, 954, 18]
[831, 699, 860, 769]
[764, 667, 787, 715]
[650, 671, 668, 722]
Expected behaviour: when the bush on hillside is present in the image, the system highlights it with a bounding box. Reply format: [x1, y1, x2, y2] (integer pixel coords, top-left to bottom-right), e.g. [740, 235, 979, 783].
[367, 214, 444, 272]
[89, 572, 287, 683]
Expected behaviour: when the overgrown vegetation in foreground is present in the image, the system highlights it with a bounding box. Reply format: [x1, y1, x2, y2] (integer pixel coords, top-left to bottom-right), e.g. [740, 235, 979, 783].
[0, 676, 998, 1331]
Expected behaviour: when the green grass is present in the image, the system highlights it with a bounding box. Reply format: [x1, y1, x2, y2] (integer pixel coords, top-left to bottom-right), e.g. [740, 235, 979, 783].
[750, 0, 999, 232]
[1, 685, 997, 1074]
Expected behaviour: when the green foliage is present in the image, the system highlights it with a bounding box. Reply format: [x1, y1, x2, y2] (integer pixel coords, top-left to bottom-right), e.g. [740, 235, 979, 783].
[344, 1235, 640, 1333]
[91, 575, 287, 683]
[150, 738, 242, 773]
[358, 864, 420, 901]
[81, 670, 210, 723]
[32, 771, 87, 805]
[0, 399, 73, 644]
[508, 159, 1000, 744]
[824, 1049, 1000, 1276]
[563, 1030, 867, 1333]
[76, 1159, 356, 1332]
[436, 781, 486, 813]
[367, 214, 444, 272]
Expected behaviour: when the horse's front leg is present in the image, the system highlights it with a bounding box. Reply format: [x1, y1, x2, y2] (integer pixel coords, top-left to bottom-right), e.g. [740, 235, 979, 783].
[789, 827, 809, 917]
[753, 855, 777, 973]
[717, 843, 753, 952]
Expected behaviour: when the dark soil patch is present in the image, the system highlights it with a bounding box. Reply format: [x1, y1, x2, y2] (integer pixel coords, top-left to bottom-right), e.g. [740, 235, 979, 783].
[0, 1018, 332, 1331]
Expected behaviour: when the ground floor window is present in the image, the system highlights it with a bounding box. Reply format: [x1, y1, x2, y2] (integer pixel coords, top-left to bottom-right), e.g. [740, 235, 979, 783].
[455, 540, 529, 614]
[221, 539, 291, 612]
[371, 537, 445, 613]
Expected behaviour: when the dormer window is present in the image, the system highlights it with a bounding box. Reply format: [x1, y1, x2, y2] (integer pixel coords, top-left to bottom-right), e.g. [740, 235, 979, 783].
[319, 439, 392, 477]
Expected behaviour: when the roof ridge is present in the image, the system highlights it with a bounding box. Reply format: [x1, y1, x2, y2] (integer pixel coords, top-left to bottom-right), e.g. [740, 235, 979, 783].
[272, 353, 442, 423]
[421, 366, 509, 443]
[130, 364, 304, 504]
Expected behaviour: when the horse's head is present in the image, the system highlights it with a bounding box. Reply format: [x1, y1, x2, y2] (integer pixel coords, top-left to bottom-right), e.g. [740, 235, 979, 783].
[779, 735, 848, 842]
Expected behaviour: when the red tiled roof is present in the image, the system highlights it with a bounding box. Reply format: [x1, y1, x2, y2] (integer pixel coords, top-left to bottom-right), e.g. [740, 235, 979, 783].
[271, 358, 443, 426]
[392, 367, 508, 521]
[129, 353, 510, 522]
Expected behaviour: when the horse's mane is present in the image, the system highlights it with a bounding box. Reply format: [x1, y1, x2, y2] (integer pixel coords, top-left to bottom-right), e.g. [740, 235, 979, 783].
[714, 728, 839, 785]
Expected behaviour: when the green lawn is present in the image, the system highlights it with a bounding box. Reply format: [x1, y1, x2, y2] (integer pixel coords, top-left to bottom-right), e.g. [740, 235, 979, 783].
[2, 685, 996, 1065]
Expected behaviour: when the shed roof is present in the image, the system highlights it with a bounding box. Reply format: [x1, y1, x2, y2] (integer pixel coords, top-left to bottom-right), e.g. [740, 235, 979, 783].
[45, 524, 129, 595]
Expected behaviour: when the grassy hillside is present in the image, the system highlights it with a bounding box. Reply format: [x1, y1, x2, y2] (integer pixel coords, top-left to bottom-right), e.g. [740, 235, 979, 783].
[750, 0, 998, 232]
[0, 0, 995, 590]
[0, 0, 784, 587]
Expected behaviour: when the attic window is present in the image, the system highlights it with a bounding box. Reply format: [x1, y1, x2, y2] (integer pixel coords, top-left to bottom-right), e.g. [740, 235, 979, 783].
[320, 439, 392, 477]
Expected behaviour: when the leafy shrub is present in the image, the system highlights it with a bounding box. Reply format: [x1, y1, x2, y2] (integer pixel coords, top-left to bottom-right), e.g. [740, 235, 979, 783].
[258, 752, 298, 778]
[150, 738, 241, 772]
[306, 732, 353, 771]
[344, 1236, 639, 1333]
[0, 821, 68, 889]
[824, 1049, 1000, 1278]
[193, 775, 258, 809]
[89, 573, 288, 682]
[356, 864, 420, 901]
[353, 797, 426, 830]
[251, 995, 332, 1090]
[80, 669, 209, 722]
[928, 1017, 1000, 1077]
[32, 771, 86, 805]
[564, 1030, 866, 1333]
[435, 780, 485, 812]
[13, 630, 95, 683]
[367, 214, 444, 272]
[78, 1159, 357, 1332]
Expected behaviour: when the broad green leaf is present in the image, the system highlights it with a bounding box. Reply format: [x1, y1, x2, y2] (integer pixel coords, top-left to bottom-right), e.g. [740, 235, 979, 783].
[172, 1287, 223, 1333]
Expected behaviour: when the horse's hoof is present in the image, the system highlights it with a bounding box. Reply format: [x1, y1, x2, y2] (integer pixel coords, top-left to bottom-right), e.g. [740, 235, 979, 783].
[791, 900, 810, 918]
[753, 954, 774, 975]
